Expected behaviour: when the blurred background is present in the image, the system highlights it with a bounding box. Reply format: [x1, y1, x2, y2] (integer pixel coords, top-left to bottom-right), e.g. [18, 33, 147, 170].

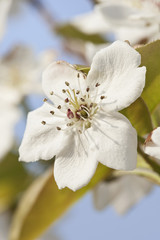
[0, 0, 160, 239]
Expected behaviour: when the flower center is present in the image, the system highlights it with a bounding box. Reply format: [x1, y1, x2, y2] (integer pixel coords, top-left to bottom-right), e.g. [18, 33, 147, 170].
[41, 71, 106, 133]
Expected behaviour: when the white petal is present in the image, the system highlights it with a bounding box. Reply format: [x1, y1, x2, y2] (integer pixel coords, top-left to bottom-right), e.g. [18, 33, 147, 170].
[42, 61, 86, 106]
[90, 111, 137, 170]
[70, 10, 110, 34]
[112, 175, 153, 214]
[87, 40, 146, 112]
[144, 127, 160, 160]
[0, 0, 12, 40]
[93, 175, 152, 214]
[93, 179, 120, 210]
[54, 130, 98, 191]
[19, 103, 70, 162]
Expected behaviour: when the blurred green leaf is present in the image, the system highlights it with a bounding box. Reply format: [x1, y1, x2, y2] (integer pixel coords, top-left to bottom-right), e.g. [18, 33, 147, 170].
[10, 164, 112, 240]
[136, 40, 160, 113]
[0, 153, 32, 212]
[56, 24, 107, 44]
[121, 97, 153, 136]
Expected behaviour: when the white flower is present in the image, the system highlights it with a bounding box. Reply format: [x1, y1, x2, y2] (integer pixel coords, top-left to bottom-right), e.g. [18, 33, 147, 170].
[0, 100, 20, 160]
[19, 41, 146, 191]
[0, 0, 12, 41]
[144, 127, 160, 160]
[0, 46, 56, 159]
[71, 0, 160, 45]
[0, 46, 56, 105]
[93, 175, 153, 214]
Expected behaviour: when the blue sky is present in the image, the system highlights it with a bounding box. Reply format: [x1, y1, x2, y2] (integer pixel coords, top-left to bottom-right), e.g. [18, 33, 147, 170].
[2, 1, 160, 240]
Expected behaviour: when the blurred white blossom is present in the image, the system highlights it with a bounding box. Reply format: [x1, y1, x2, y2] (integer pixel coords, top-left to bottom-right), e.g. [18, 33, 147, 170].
[19, 41, 146, 191]
[0, 46, 56, 160]
[0, 0, 12, 40]
[71, 0, 160, 45]
[93, 175, 153, 214]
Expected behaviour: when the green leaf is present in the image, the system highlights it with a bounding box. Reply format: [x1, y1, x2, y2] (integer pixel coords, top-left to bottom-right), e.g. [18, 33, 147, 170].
[121, 97, 153, 136]
[10, 164, 112, 240]
[0, 153, 32, 212]
[74, 64, 90, 74]
[56, 24, 107, 44]
[136, 40, 160, 112]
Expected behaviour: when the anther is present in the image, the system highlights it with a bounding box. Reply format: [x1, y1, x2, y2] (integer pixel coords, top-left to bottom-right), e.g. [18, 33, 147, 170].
[80, 98, 85, 102]
[50, 91, 54, 95]
[76, 90, 80, 94]
[43, 98, 48, 102]
[62, 89, 66, 93]
[50, 111, 54, 115]
[56, 127, 61, 130]
[90, 103, 93, 108]
[65, 98, 69, 103]
[100, 96, 105, 100]
[67, 122, 74, 127]
[86, 87, 90, 92]
[57, 105, 61, 109]
[41, 121, 46, 125]
[77, 73, 80, 78]
[65, 81, 70, 86]
[95, 83, 100, 87]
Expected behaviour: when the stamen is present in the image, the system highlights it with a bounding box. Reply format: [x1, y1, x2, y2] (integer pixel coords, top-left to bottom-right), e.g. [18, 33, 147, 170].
[57, 105, 61, 109]
[50, 111, 54, 115]
[95, 83, 100, 87]
[76, 90, 80, 94]
[65, 98, 69, 103]
[50, 91, 54, 95]
[77, 73, 80, 78]
[41, 121, 46, 125]
[62, 89, 66, 93]
[86, 87, 90, 92]
[43, 98, 48, 102]
[56, 127, 61, 130]
[80, 98, 85, 102]
[65, 81, 70, 86]
[100, 96, 105, 100]
[67, 109, 74, 119]
[66, 122, 74, 127]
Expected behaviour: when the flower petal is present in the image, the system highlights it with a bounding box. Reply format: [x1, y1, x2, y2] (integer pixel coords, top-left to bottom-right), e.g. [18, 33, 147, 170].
[19, 103, 70, 162]
[71, 10, 110, 34]
[144, 127, 160, 160]
[54, 130, 98, 191]
[90, 111, 137, 170]
[42, 61, 87, 106]
[93, 175, 152, 214]
[87, 40, 146, 112]
[112, 175, 153, 214]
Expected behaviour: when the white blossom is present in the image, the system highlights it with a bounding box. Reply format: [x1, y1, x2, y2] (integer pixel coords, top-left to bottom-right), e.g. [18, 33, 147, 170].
[0, 46, 56, 105]
[144, 127, 160, 160]
[0, 46, 56, 159]
[19, 41, 146, 191]
[0, 0, 12, 40]
[0, 100, 20, 160]
[93, 175, 153, 214]
[71, 0, 160, 45]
